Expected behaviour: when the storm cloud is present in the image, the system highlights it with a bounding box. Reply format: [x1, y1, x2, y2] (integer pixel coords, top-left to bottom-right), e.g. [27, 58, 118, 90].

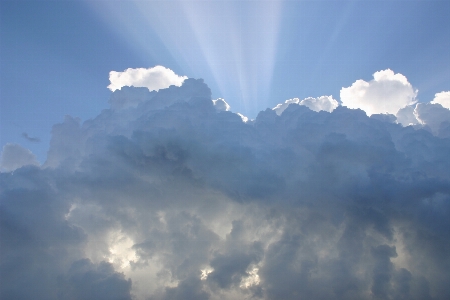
[1, 75, 450, 299]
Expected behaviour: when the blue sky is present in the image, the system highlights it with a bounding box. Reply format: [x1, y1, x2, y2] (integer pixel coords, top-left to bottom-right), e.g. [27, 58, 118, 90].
[1, 0, 449, 162]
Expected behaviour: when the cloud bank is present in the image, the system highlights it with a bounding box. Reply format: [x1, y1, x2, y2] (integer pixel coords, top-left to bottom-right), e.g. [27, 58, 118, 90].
[1, 71, 450, 300]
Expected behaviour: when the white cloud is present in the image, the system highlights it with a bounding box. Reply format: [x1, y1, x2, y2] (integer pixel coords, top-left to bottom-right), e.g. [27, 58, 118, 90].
[107, 65, 187, 92]
[273, 96, 338, 116]
[431, 91, 450, 109]
[340, 69, 417, 116]
[0, 143, 39, 172]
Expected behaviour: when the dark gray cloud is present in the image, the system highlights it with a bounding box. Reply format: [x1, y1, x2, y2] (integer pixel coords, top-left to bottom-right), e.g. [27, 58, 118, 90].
[58, 259, 132, 300]
[1, 78, 450, 299]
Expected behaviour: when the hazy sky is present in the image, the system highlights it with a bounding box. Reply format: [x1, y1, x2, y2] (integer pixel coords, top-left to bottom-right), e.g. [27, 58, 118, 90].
[1, 1, 450, 300]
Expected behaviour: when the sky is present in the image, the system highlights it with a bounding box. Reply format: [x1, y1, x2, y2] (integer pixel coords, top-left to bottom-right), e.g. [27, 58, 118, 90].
[1, 0, 449, 162]
[1, 0, 450, 299]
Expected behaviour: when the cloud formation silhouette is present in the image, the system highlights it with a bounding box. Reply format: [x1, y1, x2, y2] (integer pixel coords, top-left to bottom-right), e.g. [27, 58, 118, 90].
[1, 71, 450, 299]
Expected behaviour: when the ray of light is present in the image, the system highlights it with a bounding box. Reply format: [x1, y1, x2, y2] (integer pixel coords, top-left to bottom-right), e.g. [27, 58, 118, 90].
[85, 0, 283, 117]
[180, 1, 283, 115]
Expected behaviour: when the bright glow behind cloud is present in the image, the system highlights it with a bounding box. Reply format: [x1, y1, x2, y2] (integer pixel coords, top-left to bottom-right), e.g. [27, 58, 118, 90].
[107, 66, 187, 92]
[340, 69, 417, 116]
[212, 98, 231, 112]
[179, 1, 282, 114]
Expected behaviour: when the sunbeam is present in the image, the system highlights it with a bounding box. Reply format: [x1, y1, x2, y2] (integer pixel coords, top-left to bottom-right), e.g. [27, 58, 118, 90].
[86, 0, 282, 117]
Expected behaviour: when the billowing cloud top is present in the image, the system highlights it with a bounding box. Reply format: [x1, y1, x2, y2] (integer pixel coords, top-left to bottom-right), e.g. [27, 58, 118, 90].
[107, 65, 187, 92]
[1, 74, 450, 300]
[273, 95, 338, 115]
[340, 69, 417, 116]
[431, 91, 450, 109]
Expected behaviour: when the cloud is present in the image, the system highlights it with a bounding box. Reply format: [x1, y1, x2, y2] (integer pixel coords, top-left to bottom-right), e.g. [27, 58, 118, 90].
[300, 96, 339, 113]
[21, 132, 41, 143]
[340, 69, 417, 116]
[431, 91, 450, 109]
[58, 259, 132, 300]
[396, 105, 419, 127]
[0, 143, 40, 171]
[395, 102, 450, 138]
[2, 77, 450, 299]
[272, 98, 299, 115]
[236, 112, 250, 122]
[108, 86, 156, 110]
[414, 103, 450, 137]
[107, 65, 187, 92]
[212, 98, 231, 112]
[273, 95, 338, 115]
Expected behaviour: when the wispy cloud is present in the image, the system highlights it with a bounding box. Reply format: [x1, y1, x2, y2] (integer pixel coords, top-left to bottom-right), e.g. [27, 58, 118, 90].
[21, 132, 41, 143]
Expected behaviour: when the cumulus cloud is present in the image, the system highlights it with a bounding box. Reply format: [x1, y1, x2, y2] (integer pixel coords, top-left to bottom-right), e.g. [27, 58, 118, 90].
[107, 65, 187, 92]
[300, 95, 339, 112]
[108, 86, 156, 110]
[0, 143, 40, 171]
[1, 77, 450, 300]
[414, 103, 450, 137]
[431, 91, 450, 109]
[273, 95, 338, 115]
[340, 69, 417, 116]
[395, 102, 450, 138]
[272, 98, 299, 115]
[396, 105, 419, 127]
